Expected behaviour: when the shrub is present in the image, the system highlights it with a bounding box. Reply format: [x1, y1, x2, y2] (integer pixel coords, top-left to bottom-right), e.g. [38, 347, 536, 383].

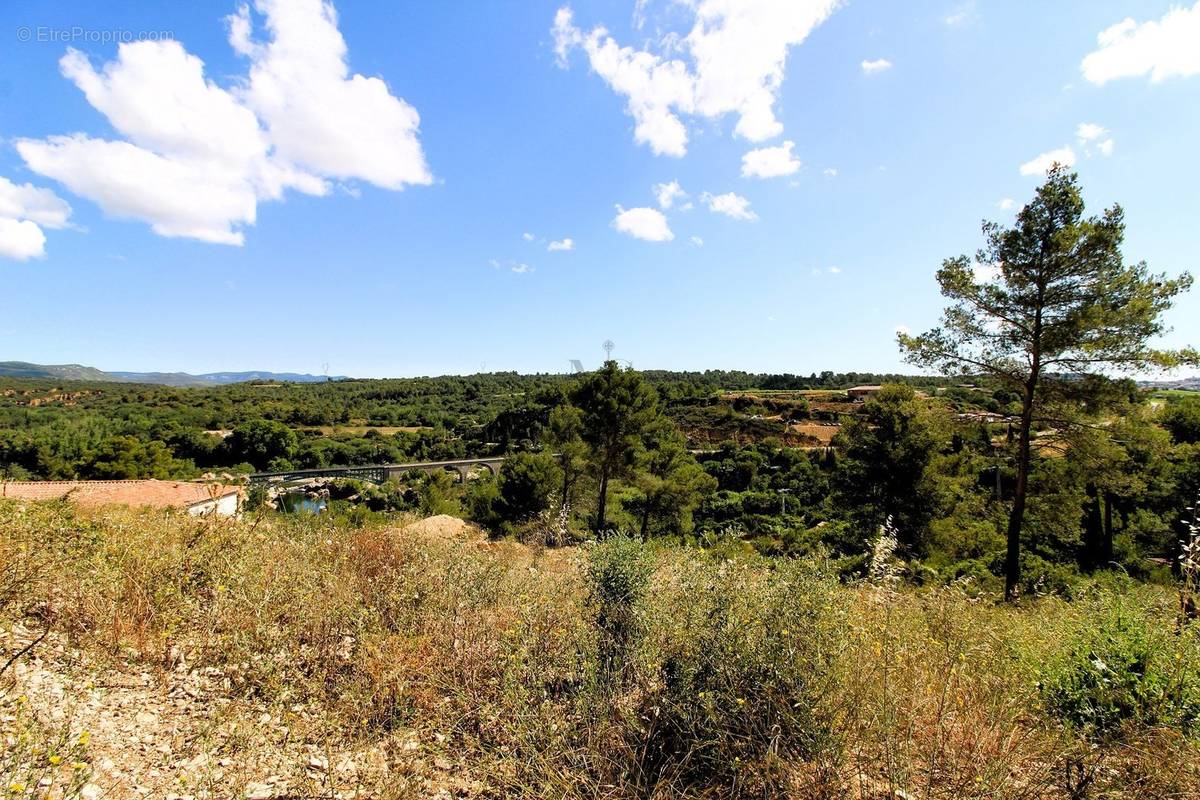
[1043, 597, 1200, 740]
[623, 553, 846, 794]
[584, 534, 654, 677]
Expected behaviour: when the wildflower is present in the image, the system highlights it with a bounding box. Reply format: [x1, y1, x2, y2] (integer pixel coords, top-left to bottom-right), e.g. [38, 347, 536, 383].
[48, 755, 62, 765]
[77, 730, 90, 746]
[8, 783, 26, 794]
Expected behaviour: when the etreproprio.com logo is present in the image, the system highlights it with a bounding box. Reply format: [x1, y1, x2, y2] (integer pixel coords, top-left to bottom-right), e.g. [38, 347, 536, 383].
[16, 26, 174, 44]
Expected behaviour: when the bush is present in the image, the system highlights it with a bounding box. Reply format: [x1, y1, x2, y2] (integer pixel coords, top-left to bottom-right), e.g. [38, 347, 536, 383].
[624, 553, 846, 794]
[584, 534, 654, 676]
[1043, 597, 1200, 740]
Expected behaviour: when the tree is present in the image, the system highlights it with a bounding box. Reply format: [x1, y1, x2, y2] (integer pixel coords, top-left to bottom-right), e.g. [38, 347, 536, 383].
[833, 384, 947, 554]
[224, 420, 298, 471]
[498, 451, 562, 523]
[546, 404, 588, 513]
[570, 361, 661, 534]
[900, 167, 1195, 600]
[631, 418, 717, 538]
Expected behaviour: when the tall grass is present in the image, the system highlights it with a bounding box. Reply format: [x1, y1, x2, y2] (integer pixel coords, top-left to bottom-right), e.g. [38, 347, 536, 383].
[2, 499, 1199, 798]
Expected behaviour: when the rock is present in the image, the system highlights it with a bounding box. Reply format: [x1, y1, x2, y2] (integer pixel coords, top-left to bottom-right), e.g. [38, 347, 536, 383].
[80, 785, 103, 800]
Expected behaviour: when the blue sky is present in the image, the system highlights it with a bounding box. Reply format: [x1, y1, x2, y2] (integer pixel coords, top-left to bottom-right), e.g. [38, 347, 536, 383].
[2, 0, 1198, 378]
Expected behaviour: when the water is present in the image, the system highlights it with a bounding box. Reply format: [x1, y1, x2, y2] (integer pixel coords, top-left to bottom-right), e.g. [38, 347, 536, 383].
[278, 492, 327, 514]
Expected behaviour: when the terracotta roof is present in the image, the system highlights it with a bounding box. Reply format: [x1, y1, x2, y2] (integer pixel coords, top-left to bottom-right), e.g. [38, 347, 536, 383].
[1, 479, 242, 510]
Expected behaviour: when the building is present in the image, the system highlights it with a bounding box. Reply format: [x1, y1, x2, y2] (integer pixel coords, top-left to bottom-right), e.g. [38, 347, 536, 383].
[0, 479, 243, 516]
[846, 385, 884, 400]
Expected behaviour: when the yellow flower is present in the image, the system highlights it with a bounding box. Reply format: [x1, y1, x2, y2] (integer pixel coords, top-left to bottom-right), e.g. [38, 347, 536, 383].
[8, 783, 26, 794]
[72, 762, 87, 771]
[78, 730, 90, 746]
[48, 755, 62, 765]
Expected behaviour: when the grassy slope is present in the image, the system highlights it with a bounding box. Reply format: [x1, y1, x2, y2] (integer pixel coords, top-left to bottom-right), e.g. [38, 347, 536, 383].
[2, 501, 1199, 799]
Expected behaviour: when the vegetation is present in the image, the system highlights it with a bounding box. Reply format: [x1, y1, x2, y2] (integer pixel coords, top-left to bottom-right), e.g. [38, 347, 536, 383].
[901, 166, 1196, 599]
[3, 501, 1200, 798]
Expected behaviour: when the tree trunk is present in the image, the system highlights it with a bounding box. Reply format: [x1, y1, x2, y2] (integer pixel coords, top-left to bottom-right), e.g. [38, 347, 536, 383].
[1102, 492, 1114, 565]
[639, 503, 651, 539]
[596, 467, 609, 535]
[1004, 394, 1035, 601]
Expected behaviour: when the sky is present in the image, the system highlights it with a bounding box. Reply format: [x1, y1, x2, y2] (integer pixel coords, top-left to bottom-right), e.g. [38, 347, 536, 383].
[1, 0, 1199, 379]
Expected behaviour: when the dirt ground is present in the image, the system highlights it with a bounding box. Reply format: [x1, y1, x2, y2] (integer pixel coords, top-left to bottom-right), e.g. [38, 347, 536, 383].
[1, 515, 549, 800]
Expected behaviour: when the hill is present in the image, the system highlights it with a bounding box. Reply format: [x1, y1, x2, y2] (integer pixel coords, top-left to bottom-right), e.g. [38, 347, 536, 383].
[0, 361, 345, 386]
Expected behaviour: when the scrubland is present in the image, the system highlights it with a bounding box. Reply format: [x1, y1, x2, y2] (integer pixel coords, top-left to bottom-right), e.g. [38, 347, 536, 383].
[2, 500, 1199, 799]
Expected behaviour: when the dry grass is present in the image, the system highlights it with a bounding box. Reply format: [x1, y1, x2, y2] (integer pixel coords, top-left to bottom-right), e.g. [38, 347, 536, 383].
[2, 499, 1198, 799]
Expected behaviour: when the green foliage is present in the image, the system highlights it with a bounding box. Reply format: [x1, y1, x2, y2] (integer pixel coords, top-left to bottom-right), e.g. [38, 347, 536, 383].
[834, 384, 948, 554]
[497, 451, 562, 523]
[626, 554, 846, 793]
[1161, 398, 1200, 445]
[585, 534, 654, 675]
[418, 469, 461, 516]
[1043, 597, 1200, 740]
[225, 419, 297, 470]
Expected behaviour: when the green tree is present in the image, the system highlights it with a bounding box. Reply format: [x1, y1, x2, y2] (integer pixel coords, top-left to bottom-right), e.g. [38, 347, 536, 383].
[631, 419, 717, 538]
[833, 384, 947, 554]
[498, 451, 562, 523]
[900, 167, 1195, 600]
[546, 404, 588, 513]
[1161, 399, 1200, 445]
[570, 361, 661, 534]
[224, 420, 298, 471]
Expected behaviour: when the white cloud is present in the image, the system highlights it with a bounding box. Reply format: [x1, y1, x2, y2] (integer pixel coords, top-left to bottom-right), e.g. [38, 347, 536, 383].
[0, 218, 48, 261]
[701, 191, 757, 221]
[861, 58, 892, 75]
[553, 1, 843, 157]
[689, 235, 704, 247]
[828, 265, 841, 274]
[894, 324, 911, 336]
[653, 180, 687, 209]
[741, 140, 801, 179]
[548, 237, 574, 251]
[522, 232, 535, 241]
[0, 176, 73, 230]
[943, 2, 975, 27]
[228, 0, 430, 189]
[1019, 146, 1076, 176]
[511, 263, 534, 274]
[996, 198, 1015, 210]
[17, 0, 429, 246]
[612, 204, 674, 241]
[1081, 3, 1200, 85]
[0, 176, 73, 261]
[1076, 123, 1115, 158]
[822, 167, 838, 177]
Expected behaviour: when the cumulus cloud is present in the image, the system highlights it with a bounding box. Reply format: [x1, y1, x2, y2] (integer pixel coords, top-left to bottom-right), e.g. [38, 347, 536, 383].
[548, 237, 574, 251]
[522, 232, 536, 241]
[653, 180, 687, 209]
[0, 176, 73, 261]
[17, 0, 430, 246]
[552, 2, 843, 157]
[701, 191, 757, 220]
[0, 218, 48, 261]
[1019, 146, 1076, 176]
[689, 235, 704, 247]
[1076, 122, 1115, 157]
[741, 140, 801, 178]
[612, 205, 674, 241]
[1081, 3, 1200, 85]
[822, 167, 838, 177]
[511, 263, 534, 274]
[861, 58, 892, 74]
[996, 198, 1015, 211]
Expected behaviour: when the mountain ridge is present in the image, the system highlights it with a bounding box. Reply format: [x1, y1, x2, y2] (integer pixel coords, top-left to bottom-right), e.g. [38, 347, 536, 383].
[0, 361, 345, 387]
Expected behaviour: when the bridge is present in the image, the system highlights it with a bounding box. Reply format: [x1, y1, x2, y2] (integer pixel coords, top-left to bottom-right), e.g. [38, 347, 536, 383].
[249, 457, 507, 485]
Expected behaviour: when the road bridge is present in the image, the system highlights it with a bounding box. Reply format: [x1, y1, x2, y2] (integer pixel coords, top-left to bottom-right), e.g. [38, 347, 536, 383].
[250, 457, 506, 485]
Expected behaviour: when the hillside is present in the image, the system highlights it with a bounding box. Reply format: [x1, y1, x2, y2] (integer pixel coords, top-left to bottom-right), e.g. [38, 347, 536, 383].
[0, 361, 344, 386]
[2, 502, 1198, 799]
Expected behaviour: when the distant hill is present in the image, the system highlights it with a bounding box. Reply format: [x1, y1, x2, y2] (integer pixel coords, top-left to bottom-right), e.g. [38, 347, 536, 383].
[1138, 377, 1200, 392]
[0, 361, 346, 386]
